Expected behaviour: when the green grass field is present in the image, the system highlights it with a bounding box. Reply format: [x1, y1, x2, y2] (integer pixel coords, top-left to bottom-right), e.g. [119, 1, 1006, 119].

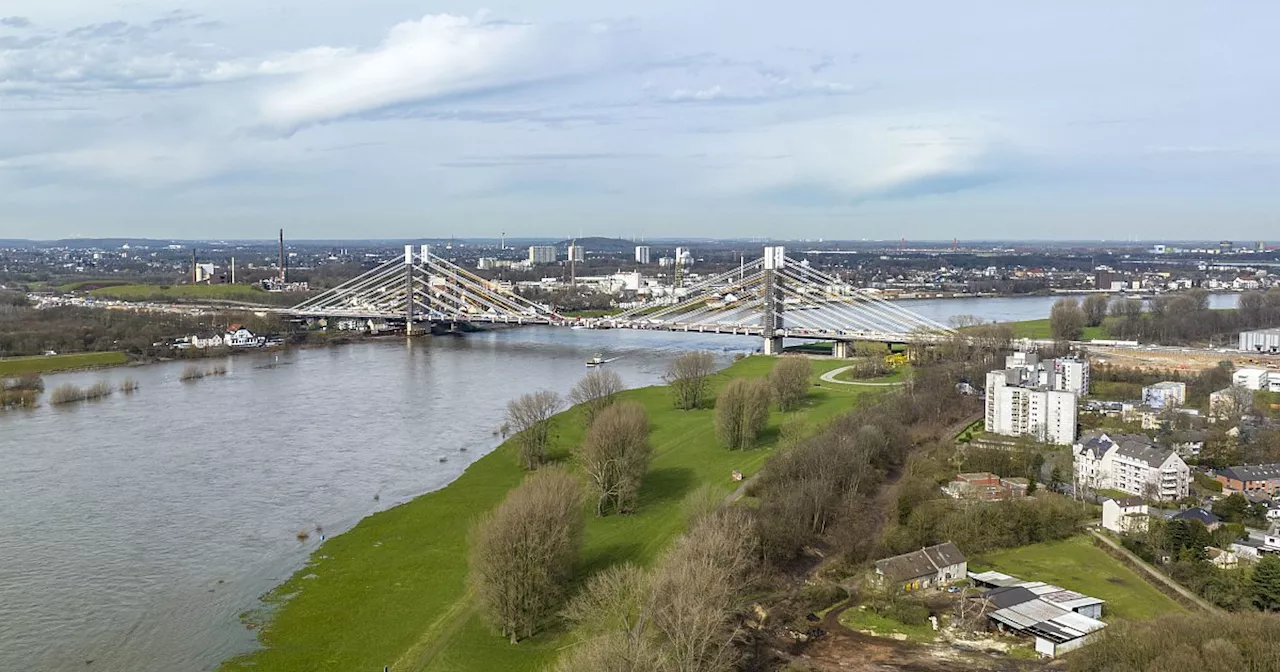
[833, 366, 908, 384]
[1004, 318, 1108, 341]
[971, 536, 1184, 621]
[222, 356, 866, 672]
[839, 606, 938, 643]
[87, 283, 275, 303]
[0, 351, 128, 376]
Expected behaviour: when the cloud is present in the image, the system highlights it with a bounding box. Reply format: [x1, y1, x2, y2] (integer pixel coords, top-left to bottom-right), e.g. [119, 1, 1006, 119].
[1, 16, 32, 29]
[256, 13, 634, 131]
[710, 114, 1019, 204]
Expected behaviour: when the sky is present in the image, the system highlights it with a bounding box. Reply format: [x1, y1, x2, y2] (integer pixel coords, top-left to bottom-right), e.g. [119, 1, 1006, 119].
[0, 1, 1277, 241]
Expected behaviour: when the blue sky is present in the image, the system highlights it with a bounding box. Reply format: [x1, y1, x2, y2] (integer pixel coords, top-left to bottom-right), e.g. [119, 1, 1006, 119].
[0, 1, 1276, 240]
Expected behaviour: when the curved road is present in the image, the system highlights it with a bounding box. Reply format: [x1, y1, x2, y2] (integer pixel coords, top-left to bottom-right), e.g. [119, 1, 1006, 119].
[819, 366, 907, 386]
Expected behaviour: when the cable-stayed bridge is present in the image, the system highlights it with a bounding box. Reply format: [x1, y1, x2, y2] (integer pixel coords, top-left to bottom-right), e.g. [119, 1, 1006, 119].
[289, 245, 955, 353]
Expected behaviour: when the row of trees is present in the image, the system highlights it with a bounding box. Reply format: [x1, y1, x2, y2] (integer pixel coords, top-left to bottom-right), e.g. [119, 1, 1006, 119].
[1050, 288, 1280, 344]
[1068, 612, 1280, 671]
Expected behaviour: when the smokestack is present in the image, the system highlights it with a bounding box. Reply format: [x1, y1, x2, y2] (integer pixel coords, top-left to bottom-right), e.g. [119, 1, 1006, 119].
[231, 257, 236, 284]
[192, 249, 197, 283]
[279, 229, 286, 284]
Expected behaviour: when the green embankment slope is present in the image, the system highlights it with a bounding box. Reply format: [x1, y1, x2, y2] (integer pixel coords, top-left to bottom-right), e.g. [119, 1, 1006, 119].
[223, 357, 867, 672]
[0, 351, 128, 376]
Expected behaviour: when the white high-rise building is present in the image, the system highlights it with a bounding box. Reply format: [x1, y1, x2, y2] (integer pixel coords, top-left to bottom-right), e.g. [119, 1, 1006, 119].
[567, 245, 585, 263]
[675, 247, 692, 265]
[985, 370, 1078, 445]
[635, 246, 651, 264]
[528, 246, 558, 264]
[1003, 351, 1089, 397]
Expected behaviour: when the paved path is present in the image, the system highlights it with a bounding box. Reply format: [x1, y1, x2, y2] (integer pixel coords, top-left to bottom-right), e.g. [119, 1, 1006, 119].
[1088, 528, 1223, 613]
[818, 366, 907, 386]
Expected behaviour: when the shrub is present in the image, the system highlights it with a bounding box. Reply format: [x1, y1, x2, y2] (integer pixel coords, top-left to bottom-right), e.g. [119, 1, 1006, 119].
[49, 384, 86, 404]
[180, 365, 204, 381]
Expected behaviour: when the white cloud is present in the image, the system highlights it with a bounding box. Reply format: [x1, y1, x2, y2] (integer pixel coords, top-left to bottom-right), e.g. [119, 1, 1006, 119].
[708, 114, 1012, 201]
[256, 13, 627, 131]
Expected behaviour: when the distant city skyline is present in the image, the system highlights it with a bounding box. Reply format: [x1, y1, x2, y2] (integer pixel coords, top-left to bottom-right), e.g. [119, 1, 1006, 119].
[1, 1, 1277, 240]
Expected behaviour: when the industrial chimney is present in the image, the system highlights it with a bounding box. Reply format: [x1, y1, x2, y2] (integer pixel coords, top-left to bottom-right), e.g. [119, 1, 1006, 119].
[278, 229, 286, 284]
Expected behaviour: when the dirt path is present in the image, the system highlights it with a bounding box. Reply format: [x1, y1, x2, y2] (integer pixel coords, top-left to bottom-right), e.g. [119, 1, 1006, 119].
[1087, 529, 1223, 613]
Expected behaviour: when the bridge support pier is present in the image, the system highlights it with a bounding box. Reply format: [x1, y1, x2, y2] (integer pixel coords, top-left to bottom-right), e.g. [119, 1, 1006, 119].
[832, 341, 852, 358]
[763, 337, 784, 356]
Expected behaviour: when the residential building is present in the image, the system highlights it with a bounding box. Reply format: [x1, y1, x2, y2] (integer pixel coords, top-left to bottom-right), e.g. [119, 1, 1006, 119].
[476, 257, 498, 270]
[1240, 327, 1280, 354]
[528, 246, 558, 264]
[1172, 507, 1222, 532]
[985, 370, 1078, 445]
[1215, 463, 1280, 495]
[969, 571, 1107, 658]
[1002, 352, 1090, 396]
[674, 246, 692, 265]
[224, 325, 263, 348]
[1210, 386, 1255, 421]
[1073, 430, 1190, 501]
[634, 245, 651, 264]
[567, 244, 585, 263]
[1142, 381, 1187, 409]
[873, 542, 967, 591]
[1101, 497, 1149, 533]
[1233, 368, 1271, 391]
[1230, 539, 1264, 561]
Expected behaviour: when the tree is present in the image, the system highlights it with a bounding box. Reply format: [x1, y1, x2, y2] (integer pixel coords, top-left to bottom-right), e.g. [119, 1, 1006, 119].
[769, 356, 812, 412]
[664, 351, 717, 410]
[578, 402, 652, 516]
[558, 507, 759, 672]
[1212, 493, 1249, 524]
[715, 378, 771, 450]
[1254, 555, 1280, 611]
[568, 369, 623, 425]
[1083, 294, 1109, 327]
[469, 466, 585, 643]
[1050, 298, 1086, 341]
[506, 390, 563, 470]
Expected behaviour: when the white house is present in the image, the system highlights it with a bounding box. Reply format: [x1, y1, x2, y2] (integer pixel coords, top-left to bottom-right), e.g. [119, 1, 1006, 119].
[1102, 497, 1149, 533]
[190, 333, 224, 349]
[224, 325, 263, 348]
[1073, 431, 1190, 501]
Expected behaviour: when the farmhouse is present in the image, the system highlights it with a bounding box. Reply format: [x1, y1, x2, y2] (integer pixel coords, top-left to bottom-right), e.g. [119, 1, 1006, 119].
[873, 542, 967, 591]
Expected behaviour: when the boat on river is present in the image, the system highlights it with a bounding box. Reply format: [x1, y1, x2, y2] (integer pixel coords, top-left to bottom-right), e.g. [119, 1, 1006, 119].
[586, 354, 604, 367]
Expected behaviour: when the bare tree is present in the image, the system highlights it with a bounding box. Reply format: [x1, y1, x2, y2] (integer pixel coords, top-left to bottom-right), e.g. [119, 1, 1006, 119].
[1082, 294, 1109, 327]
[507, 390, 563, 470]
[649, 507, 758, 672]
[664, 351, 717, 410]
[715, 378, 771, 450]
[469, 466, 585, 644]
[569, 369, 624, 425]
[558, 507, 759, 672]
[578, 401, 652, 515]
[1050, 298, 1086, 342]
[769, 356, 813, 412]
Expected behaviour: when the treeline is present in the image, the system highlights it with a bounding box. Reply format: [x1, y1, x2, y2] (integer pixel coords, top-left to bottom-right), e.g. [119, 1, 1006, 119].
[1121, 515, 1256, 610]
[753, 362, 984, 566]
[1050, 288, 1280, 344]
[1068, 612, 1280, 672]
[0, 293, 292, 358]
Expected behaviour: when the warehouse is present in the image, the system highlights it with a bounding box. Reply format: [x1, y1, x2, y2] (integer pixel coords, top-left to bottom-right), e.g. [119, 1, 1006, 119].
[1241, 327, 1280, 354]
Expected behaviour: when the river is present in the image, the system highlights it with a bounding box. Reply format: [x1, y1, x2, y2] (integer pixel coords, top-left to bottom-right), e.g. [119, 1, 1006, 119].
[0, 293, 1241, 671]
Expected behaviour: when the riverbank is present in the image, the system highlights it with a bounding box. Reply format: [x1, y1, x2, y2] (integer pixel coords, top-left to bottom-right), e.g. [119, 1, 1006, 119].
[221, 355, 871, 672]
[0, 351, 129, 376]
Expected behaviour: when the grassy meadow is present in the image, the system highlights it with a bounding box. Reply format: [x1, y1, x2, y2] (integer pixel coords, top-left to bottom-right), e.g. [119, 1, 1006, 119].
[223, 356, 871, 672]
[0, 351, 128, 376]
